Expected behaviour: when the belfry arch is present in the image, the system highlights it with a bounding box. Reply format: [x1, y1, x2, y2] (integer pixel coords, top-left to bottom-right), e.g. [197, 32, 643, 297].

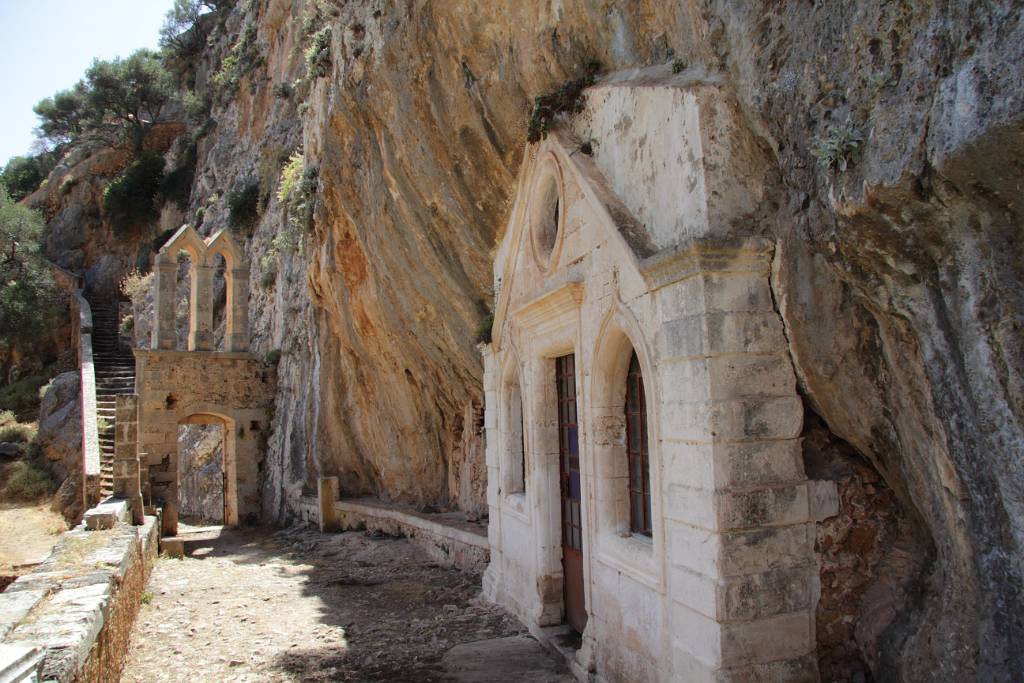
[153, 225, 250, 352]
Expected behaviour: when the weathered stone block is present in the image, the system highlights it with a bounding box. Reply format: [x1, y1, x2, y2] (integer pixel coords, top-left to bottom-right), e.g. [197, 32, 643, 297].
[718, 524, 814, 577]
[706, 354, 796, 400]
[719, 565, 813, 621]
[719, 483, 810, 531]
[662, 396, 803, 441]
[0, 590, 47, 639]
[159, 537, 184, 558]
[719, 610, 814, 667]
[658, 311, 787, 359]
[701, 273, 774, 314]
[716, 651, 819, 683]
[713, 440, 805, 489]
[84, 499, 129, 530]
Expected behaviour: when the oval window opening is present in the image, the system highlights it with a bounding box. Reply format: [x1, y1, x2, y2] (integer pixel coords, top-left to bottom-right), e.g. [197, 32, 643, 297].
[533, 172, 561, 266]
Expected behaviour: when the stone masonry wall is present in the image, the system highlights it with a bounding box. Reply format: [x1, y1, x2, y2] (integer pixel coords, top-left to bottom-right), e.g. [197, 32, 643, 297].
[0, 513, 160, 683]
[803, 413, 929, 682]
[134, 349, 274, 534]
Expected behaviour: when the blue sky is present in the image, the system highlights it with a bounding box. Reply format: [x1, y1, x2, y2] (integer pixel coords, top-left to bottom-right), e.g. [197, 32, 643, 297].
[0, 0, 170, 166]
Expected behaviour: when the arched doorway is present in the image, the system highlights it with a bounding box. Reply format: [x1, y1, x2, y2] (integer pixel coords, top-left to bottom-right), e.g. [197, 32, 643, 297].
[176, 413, 238, 528]
[177, 420, 226, 525]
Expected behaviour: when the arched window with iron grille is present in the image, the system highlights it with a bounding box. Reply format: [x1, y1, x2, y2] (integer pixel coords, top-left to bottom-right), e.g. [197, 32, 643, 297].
[625, 350, 651, 536]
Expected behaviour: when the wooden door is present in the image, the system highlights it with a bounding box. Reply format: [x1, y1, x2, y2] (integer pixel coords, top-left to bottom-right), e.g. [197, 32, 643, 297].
[556, 354, 587, 633]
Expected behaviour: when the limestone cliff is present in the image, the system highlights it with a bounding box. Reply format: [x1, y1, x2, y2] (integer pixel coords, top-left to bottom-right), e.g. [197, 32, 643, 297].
[30, 1, 1023, 679]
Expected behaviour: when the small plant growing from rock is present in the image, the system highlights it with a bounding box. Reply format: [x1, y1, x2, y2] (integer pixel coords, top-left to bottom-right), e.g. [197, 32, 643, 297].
[264, 349, 282, 365]
[121, 270, 153, 302]
[476, 312, 494, 345]
[277, 150, 319, 233]
[671, 59, 687, 74]
[811, 119, 865, 173]
[271, 82, 292, 99]
[259, 268, 277, 289]
[526, 61, 601, 143]
[141, 591, 154, 604]
[305, 26, 332, 79]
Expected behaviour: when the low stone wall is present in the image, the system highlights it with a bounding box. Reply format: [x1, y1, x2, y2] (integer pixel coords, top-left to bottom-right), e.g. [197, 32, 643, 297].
[73, 290, 102, 512]
[333, 498, 489, 572]
[0, 505, 159, 682]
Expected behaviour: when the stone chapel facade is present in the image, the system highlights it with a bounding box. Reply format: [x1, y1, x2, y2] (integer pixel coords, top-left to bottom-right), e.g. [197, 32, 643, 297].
[481, 72, 822, 682]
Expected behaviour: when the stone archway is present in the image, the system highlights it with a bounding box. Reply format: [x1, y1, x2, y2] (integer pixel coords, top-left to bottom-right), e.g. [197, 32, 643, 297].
[111, 225, 274, 536]
[133, 350, 273, 536]
[177, 413, 233, 526]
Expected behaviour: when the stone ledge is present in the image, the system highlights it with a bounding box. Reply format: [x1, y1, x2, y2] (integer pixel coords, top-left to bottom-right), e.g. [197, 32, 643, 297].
[84, 498, 130, 530]
[330, 498, 489, 572]
[0, 512, 159, 683]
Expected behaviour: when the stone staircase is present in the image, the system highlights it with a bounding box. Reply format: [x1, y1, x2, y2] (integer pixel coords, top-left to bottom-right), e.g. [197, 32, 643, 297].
[88, 302, 136, 499]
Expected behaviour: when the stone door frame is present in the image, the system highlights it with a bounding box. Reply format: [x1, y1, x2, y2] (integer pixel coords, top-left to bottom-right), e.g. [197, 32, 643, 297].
[177, 412, 237, 527]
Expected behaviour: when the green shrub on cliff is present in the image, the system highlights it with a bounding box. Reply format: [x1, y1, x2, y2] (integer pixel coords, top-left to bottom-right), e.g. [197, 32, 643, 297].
[305, 26, 332, 79]
[277, 151, 319, 233]
[102, 152, 166, 238]
[527, 61, 601, 143]
[213, 23, 263, 99]
[228, 181, 261, 231]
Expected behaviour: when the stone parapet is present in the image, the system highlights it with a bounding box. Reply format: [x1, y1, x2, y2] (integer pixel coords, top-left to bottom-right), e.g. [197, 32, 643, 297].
[330, 497, 489, 572]
[0, 510, 159, 683]
[73, 290, 102, 516]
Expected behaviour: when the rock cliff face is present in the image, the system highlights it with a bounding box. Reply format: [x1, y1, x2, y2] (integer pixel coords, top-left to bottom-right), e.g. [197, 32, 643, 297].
[31, 1, 1022, 679]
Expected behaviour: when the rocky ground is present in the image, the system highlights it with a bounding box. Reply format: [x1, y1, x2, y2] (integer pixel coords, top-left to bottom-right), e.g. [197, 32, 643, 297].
[122, 526, 572, 682]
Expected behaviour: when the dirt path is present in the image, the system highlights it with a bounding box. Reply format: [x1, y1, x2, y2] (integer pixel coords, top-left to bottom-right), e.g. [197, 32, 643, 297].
[122, 526, 571, 682]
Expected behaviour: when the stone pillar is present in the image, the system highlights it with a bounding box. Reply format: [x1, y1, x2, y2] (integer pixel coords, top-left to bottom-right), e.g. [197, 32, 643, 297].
[318, 477, 340, 532]
[114, 395, 144, 524]
[226, 267, 250, 352]
[152, 257, 177, 350]
[657, 257, 818, 681]
[189, 263, 214, 351]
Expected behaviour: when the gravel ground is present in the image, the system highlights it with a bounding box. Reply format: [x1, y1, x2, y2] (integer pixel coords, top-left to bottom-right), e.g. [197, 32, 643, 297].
[121, 525, 531, 682]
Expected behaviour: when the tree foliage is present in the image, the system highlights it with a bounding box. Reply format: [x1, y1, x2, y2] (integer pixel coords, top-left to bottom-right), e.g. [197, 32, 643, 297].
[32, 85, 88, 148]
[160, 0, 231, 61]
[33, 49, 176, 154]
[0, 155, 54, 201]
[0, 187, 62, 349]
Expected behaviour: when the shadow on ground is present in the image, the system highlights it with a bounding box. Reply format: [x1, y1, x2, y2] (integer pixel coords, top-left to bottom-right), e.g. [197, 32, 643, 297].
[136, 525, 572, 682]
